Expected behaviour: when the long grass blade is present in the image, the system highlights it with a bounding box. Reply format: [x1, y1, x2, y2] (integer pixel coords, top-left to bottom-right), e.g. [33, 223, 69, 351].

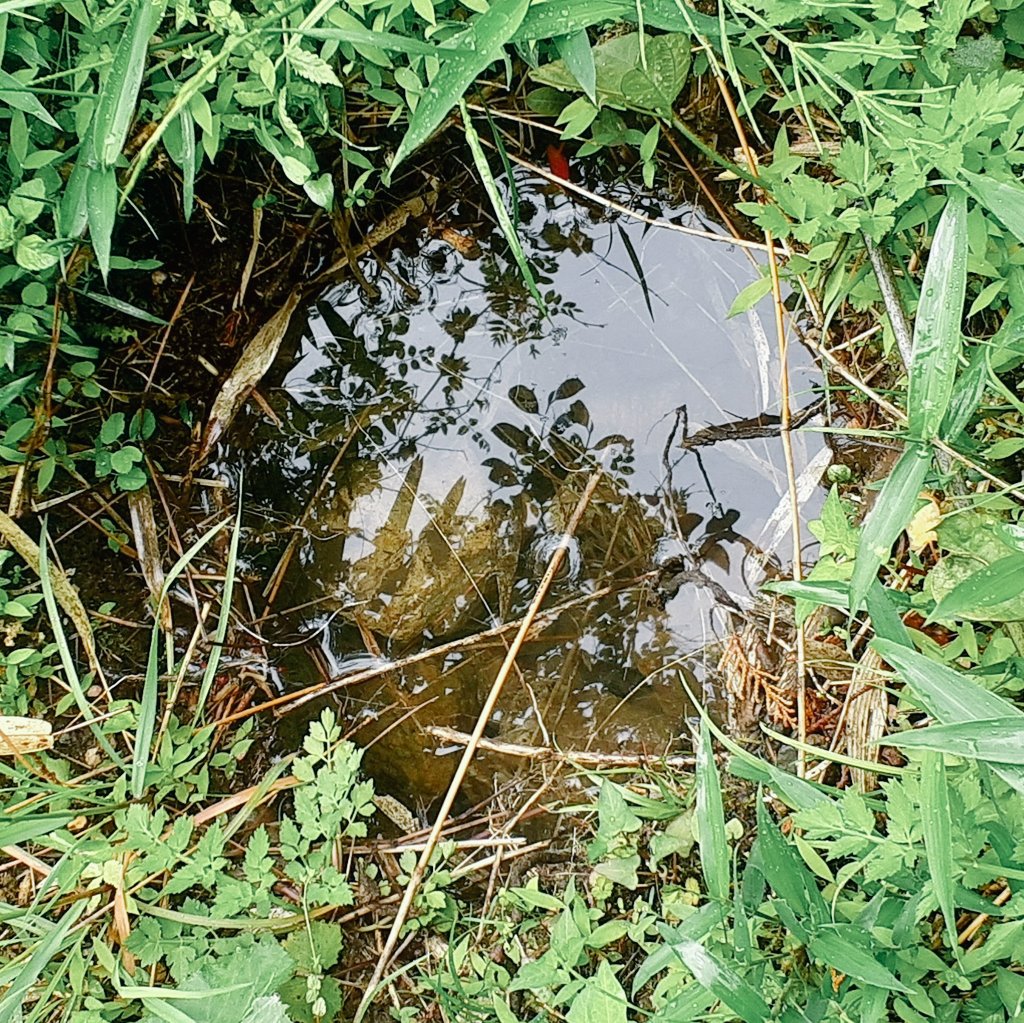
[91, 0, 168, 168]
[132, 517, 229, 797]
[38, 522, 126, 770]
[849, 443, 930, 611]
[195, 491, 243, 720]
[695, 717, 729, 902]
[907, 191, 968, 442]
[0, 902, 84, 1023]
[460, 100, 545, 311]
[963, 170, 1024, 244]
[874, 639, 1024, 794]
[887, 718, 1024, 763]
[919, 750, 961, 958]
[929, 551, 1024, 623]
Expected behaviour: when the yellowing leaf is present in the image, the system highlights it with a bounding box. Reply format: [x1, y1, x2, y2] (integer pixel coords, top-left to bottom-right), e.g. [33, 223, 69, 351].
[906, 493, 941, 551]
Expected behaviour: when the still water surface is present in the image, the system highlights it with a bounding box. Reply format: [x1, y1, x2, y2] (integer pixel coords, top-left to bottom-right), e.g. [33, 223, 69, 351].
[239, 177, 823, 804]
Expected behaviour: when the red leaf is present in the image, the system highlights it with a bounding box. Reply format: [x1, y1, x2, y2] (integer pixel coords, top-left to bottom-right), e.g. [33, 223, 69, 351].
[546, 144, 571, 182]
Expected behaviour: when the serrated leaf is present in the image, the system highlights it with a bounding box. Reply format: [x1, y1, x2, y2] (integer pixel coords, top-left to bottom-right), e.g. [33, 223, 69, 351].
[287, 46, 342, 87]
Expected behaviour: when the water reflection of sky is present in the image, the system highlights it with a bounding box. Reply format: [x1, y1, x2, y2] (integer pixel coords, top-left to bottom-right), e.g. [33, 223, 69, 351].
[252, 177, 828, 796]
[283, 181, 823, 614]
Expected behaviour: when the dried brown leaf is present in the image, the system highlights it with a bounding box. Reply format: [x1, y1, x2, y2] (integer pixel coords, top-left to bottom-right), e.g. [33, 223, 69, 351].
[195, 288, 302, 467]
[128, 486, 170, 632]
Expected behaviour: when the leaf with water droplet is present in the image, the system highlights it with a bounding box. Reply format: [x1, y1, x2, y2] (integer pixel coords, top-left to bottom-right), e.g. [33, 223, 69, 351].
[387, 0, 531, 176]
[907, 190, 968, 441]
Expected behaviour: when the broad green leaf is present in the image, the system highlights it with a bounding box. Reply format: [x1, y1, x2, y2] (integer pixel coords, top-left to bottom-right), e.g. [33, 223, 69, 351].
[963, 170, 1024, 243]
[532, 32, 690, 115]
[919, 751, 959, 954]
[727, 276, 772, 317]
[873, 639, 1024, 793]
[14, 233, 58, 271]
[388, 0, 531, 175]
[807, 924, 912, 992]
[92, 0, 168, 168]
[661, 936, 772, 1022]
[633, 904, 726, 993]
[850, 443, 930, 611]
[754, 798, 828, 933]
[907, 191, 968, 441]
[0, 68, 60, 127]
[888, 719, 1024, 763]
[86, 165, 118, 281]
[460, 101, 545, 310]
[695, 718, 729, 902]
[566, 960, 628, 1023]
[556, 29, 597, 104]
[930, 551, 1024, 622]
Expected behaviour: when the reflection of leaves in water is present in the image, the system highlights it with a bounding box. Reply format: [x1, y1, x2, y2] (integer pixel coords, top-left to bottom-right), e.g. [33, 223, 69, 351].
[508, 385, 539, 414]
[549, 377, 584, 403]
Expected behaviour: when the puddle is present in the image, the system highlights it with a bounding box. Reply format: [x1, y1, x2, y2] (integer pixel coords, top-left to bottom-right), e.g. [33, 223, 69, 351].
[235, 176, 824, 807]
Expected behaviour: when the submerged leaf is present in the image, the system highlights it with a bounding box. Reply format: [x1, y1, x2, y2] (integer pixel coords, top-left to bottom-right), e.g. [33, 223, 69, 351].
[196, 289, 302, 467]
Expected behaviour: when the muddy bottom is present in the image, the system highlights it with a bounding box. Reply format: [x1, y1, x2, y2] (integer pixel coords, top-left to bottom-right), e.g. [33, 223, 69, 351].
[226, 175, 824, 809]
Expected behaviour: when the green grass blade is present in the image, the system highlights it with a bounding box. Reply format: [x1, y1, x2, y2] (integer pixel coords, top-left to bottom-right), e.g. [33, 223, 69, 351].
[919, 750, 964, 958]
[0, 902, 84, 1023]
[85, 165, 118, 282]
[695, 717, 729, 902]
[92, 0, 168, 168]
[887, 719, 1024, 764]
[929, 551, 1024, 622]
[279, 22, 473, 56]
[195, 491, 243, 720]
[907, 191, 968, 442]
[849, 443, 930, 611]
[38, 522, 127, 771]
[511, 0, 629, 42]
[388, 0, 530, 176]
[132, 621, 162, 797]
[555, 27, 597, 103]
[132, 516, 229, 797]
[460, 100, 545, 311]
[874, 638, 1024, 793]
[807, 924, 912, 993]
[663, 937, 772, 1022]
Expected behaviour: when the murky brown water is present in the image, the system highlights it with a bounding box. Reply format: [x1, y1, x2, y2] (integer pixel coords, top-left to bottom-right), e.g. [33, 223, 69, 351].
[232, 175, 824, 808]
